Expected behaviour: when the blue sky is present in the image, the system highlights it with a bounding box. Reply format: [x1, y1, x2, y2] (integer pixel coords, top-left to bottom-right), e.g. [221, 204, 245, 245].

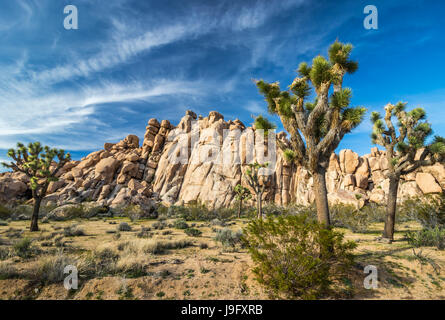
[1, 0, 445, 169]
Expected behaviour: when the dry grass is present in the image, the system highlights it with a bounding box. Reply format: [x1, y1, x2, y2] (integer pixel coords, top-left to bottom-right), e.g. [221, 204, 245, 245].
[0, 217, 444, 300]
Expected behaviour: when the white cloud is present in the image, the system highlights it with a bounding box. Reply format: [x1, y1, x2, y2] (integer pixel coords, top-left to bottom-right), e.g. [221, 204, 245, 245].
[244, 101, 266, 114]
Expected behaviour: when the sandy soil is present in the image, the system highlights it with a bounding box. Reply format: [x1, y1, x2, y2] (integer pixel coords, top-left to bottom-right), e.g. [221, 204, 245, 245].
[0, 218, 444, 300]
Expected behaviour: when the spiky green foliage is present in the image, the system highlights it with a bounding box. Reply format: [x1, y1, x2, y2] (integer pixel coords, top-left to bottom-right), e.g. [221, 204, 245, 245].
[254, 115, 277, 136]
[255, 41, 365, 172]
[2, 142, 71, 231]
[234, 184, 251, 202]
[371, 103, 445, 176]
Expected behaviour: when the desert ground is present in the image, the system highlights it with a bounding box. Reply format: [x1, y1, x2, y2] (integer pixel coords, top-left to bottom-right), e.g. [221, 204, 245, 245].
[0, 214, 444, 300]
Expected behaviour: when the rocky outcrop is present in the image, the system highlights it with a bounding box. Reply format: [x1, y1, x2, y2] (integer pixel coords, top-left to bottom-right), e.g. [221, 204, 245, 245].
[1, 110, 444, 209]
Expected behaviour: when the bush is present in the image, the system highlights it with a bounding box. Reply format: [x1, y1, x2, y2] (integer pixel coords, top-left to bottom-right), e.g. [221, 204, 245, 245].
[185, 228, 202, 237]
[243, 214, 356, 299]
[214, 228, 243, 248]
[117, 222, 132, 232]
[63, 224, 86, 237]
[31, 252, 77, 283]
[152, 220, 167, 230]
[0, 247, 10, 260]
[0, 204, 11, 220]
[137, 227, 152, 238]
[13, 237, 33, 258]
[330, 204, 370, 233]
[0, 220, 8, 226]
[174, 219, 189, 229]
[0, 262, 18, 280]
[406, 227, 445, 250]
[408, 195, 445, 229]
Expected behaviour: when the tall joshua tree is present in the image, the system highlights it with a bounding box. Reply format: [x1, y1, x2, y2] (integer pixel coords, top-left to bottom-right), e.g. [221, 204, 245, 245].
[371, 103, 445, 241]
[234, 184, 251, 218]
[245, 162, 269, 219]
[2, 142, 71, 231]
[256, 41, 366, 227]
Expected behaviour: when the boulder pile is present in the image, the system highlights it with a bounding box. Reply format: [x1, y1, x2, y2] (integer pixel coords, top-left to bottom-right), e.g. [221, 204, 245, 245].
[1, 110, 444, 209]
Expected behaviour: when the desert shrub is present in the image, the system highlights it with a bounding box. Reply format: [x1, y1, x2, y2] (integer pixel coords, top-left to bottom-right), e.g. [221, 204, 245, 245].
[117, 222, 132, 232]
[360, 203, 386, 223]
[5, 227, 23, 239]
[211, 218, 225, 226]
[214, 228, 243, 248]
[119, 204, 158, 221]
[0, 204, 11, 219]
[166, 203, 233, 221]
[400, 195, 445, 229]
[174, 219, 189, 229]
[405, 227, 445, 250]
[137, 227, 152, 238]
[152, 220, 167, 230]
[199, 242, 209, 249]
[63, 224, 86, 237]
[30, 252, 76, 283]
[0, 247, 10, 260]
[185, 228, 202, 237]
[243, 214, 356, 299]
[0, 262, 18, 280]
[13, 237, 33, 258]
[330, 204, 370, 233]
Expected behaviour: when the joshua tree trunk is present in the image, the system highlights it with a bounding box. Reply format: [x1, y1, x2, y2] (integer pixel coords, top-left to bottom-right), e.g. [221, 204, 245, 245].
[257, 192, 263, 219]
[238, 199, 242, 218]
[383, 175, 400, 241]
[30, 196, 42, 232]
[313, 167, 330, 228]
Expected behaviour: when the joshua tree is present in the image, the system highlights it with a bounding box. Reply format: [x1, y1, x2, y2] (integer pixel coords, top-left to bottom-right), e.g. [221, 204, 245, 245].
[234, 184, 251, 218]
[256, 41, 366, 227]
[2, 142, 71, 231]
[371, 103, 445, 241]
[245, 162, 269, 219]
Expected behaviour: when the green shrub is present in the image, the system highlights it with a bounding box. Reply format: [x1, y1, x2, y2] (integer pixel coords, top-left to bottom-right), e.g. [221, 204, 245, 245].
[0, 220, 8, 226]
[214, 228, 243, 248]
[117, 222, 132, 232]
[243, 214, 356, 299]
[185, 228, 202, 237]
[174, 219, 189, 229]
[0, 204, 11, 219]
[406, 227, 445, 250]
[13, 237, 33, 258]
[330, 204, 370, 233]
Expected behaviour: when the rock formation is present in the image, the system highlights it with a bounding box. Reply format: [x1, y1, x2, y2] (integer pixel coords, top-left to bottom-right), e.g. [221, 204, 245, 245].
[1, 110, 444, 209]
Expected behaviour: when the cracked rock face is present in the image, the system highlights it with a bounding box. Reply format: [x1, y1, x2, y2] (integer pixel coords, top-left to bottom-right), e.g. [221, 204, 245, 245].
[1, 110, 444, 209]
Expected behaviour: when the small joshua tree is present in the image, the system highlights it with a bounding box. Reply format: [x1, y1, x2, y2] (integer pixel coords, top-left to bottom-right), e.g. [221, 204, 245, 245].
[2, 142, 71, 231]
[245, 162, 269, 219]
[256, 41, 366, 227]
[234, 184, 251, 218]
[371, 103, 445, 241]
